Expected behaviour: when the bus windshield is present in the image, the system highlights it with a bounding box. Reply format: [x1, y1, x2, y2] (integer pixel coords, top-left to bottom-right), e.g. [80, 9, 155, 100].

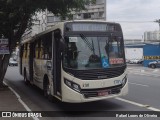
[63, 35, 125, 70]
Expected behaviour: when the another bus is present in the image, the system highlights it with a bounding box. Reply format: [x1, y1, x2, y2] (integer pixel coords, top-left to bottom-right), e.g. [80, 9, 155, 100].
[19, 21, 128, 103]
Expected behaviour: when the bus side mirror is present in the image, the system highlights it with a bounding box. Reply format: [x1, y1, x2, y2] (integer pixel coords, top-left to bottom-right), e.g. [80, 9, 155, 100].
[59, 38, 66, 52]
[54, 29, 61, 38]
[54, 29, 65, 52]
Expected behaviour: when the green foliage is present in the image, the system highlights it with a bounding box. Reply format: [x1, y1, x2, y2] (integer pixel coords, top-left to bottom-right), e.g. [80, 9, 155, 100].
[0, 0, 95, 86]
[0, 0, 94, 47]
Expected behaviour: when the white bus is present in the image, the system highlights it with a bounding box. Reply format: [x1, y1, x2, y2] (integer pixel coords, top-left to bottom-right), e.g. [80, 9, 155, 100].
[19, 21, 128, 103]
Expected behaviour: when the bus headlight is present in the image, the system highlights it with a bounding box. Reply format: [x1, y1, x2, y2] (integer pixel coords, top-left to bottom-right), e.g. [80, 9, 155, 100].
[64, 79, 81, 93]
[122, 75, 127, 87]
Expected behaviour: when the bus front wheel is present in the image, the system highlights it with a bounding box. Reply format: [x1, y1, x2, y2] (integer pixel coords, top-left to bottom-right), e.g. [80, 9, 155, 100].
[43, 77, 53, 101]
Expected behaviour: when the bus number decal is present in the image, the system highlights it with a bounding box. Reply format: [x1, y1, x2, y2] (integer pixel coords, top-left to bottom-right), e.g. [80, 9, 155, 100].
[69, 37, 78, 42]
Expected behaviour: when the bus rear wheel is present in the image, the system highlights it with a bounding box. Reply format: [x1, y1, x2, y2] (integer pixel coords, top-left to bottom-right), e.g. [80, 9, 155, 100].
[24, 70, 29, 85]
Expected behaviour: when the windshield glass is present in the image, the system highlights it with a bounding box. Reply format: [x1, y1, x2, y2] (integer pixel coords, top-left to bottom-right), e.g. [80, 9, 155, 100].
[63, 35, 125, 70]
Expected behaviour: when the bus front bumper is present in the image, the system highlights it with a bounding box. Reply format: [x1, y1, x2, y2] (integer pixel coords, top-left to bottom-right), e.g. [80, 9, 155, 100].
[62, 79, 128, 103]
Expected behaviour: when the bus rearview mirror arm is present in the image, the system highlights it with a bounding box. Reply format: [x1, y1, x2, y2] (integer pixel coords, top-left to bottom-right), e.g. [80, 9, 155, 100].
[59, 38, 66, 52]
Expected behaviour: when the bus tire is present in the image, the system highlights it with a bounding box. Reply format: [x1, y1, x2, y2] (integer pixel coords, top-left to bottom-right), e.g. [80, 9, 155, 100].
[24, 69, 29, 85]
[43, 76, 54, 102]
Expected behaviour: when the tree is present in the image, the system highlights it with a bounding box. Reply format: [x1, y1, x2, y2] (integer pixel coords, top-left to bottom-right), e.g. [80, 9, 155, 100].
[0, 0, 95, 89]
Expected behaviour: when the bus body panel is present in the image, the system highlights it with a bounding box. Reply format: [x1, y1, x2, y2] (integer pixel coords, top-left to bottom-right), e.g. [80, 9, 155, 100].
[32, 59, 53, 89]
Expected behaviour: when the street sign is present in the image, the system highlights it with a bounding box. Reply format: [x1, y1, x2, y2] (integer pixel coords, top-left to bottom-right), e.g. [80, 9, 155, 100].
[0, 39, 9, 54]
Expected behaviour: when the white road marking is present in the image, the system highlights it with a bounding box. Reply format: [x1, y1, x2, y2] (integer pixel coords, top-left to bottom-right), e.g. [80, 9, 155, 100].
[128, 69, 160, 77]
[128, 68, 159, 74]
[131, 72, 160, 78]
[4, 82, 40, 120]
[140, 70, 145, 72]
[129, 82, 149, 87]
[153, 69, 159, 72]
[115, 97, 160, 111]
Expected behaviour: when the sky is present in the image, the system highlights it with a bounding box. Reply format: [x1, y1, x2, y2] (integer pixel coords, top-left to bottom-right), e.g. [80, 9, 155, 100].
[107, 0, 160, 39]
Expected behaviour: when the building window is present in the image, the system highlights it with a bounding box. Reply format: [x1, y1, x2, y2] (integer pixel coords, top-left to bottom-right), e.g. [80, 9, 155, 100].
[84, 13, 91, 19]
[47, 16, 61, 23]
[47, 16, 55, 23]
[99, 12, 104, 18]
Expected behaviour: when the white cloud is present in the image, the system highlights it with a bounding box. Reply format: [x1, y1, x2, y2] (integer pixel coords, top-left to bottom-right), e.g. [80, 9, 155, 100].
[107, 0, 160, 39]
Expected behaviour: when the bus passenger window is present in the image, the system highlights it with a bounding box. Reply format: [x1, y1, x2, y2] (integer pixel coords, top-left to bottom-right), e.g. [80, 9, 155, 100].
[24, 44, 28, 58]
[40, 40, 44, 59]
[41, 33, 52, 60]
[20, 45, 24, 58]
[35, 43, 39, 59]
[22, 44, 26, 59]
[27, 44, 30, 59]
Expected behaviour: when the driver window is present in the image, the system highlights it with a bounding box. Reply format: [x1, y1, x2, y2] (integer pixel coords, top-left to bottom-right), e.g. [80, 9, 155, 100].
[64, 37, 78, 68]
[109, 37, 118, 58]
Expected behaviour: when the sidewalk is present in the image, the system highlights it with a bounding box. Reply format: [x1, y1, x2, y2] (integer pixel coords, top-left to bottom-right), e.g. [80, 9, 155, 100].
[0, 86, 26, 112]
[0, 87, 34, 120]
[0, 83, 35, 120]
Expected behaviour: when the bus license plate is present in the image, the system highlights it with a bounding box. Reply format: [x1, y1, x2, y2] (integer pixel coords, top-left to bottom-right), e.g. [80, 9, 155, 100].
[98, 90, 109, 96]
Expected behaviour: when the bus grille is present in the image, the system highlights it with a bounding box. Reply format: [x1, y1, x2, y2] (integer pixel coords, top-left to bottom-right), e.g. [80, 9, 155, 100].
[81, 84, 122, 98]
[64, 65, 126, 80]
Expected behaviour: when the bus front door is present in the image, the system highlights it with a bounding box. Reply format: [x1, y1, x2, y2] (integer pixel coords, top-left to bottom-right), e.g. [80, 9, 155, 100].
[53, 30, 62, 98]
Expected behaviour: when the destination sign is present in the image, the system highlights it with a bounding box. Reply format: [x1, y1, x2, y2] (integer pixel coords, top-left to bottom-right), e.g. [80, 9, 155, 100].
[66, 23, 121, 32]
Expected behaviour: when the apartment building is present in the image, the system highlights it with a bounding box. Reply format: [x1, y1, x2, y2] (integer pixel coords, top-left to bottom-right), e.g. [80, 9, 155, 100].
[22, 0, 106, 39]
[144, 31, 160, 42]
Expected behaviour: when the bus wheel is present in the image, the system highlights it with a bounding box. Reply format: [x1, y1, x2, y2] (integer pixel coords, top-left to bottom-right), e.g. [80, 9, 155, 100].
[24, 70, 29, 85]
[43, 78, 53, 101]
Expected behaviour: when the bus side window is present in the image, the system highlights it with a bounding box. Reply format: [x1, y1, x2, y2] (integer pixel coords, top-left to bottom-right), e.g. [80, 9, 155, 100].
[22, 44, 26, 59]
[35, 40, 41, 59]
[40, 39, 44, 59]
[41, 38, 47, 60]
[24, 43, 28, 59]
[33, 42, 36, 58]
[35, 42, 38, 59]
[27, 43, 30, 59]
[41, 33, 52, 60]
[20, 45, 24, 58]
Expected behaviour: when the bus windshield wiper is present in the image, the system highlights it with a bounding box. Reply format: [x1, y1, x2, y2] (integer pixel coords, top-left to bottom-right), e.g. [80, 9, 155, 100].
[80, 34, 95, 54]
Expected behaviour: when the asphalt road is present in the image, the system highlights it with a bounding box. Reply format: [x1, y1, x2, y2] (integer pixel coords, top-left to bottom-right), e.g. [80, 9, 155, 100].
[126, 65, 160, 109]
[4, 65, 160, 120]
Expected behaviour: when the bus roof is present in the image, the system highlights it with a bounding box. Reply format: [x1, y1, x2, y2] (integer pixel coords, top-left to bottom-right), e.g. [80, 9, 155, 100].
[21, 20, 119, 44]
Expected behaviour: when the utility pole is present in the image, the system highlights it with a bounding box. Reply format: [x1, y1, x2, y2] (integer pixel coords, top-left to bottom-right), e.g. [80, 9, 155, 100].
[154, 19, 160, 41]
[104, 0, 107, 21]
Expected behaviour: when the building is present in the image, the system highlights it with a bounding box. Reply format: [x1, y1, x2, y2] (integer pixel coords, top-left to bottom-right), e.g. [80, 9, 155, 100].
[72, 0, 106, 20]
[22, 0, 106, 39]
[124, 41, 160, 67]
[144, 31, 160, 42]
[124, 39, 144, 45]
[46, 0, 106, 30]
